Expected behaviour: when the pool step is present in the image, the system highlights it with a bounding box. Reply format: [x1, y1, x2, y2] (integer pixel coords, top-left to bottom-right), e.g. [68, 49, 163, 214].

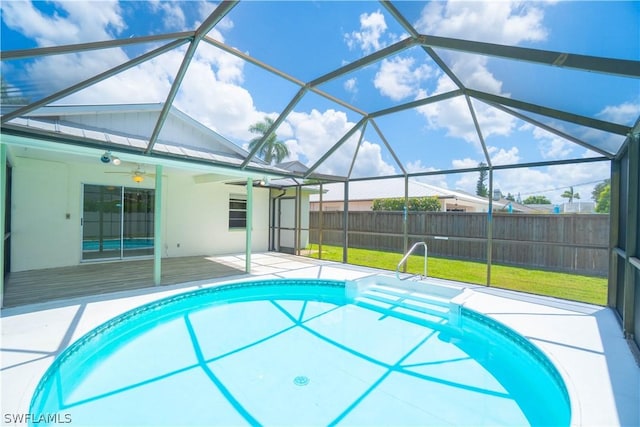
[366, 284, 451, 308]
[354, 284, 451, 325]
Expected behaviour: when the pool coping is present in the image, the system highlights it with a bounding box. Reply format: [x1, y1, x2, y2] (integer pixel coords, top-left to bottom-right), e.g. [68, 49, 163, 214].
[1, 253, 639, 426]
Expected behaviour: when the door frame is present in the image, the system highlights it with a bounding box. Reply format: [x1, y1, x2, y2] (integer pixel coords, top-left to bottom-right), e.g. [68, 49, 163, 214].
[80, 183, 155, 262]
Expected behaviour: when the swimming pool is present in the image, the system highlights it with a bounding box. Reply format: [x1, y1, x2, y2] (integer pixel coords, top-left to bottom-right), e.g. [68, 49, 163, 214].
[30, 278, 570, 426]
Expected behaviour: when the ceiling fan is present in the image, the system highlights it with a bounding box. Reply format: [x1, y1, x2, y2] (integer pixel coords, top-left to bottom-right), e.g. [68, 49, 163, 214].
[105, 163, 156, 183]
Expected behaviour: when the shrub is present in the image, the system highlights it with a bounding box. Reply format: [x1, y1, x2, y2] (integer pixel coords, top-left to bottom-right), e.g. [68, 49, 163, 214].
[372, 196, 441, 212]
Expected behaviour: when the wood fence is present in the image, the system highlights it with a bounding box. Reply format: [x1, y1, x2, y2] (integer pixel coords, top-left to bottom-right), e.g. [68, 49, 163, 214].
[309, 211, 609, 276]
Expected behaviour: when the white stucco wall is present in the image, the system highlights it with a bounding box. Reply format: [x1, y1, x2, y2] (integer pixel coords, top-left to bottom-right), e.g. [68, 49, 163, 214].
[162, 173, 269, 258]
[11, 157, 79, 271]
[11, 155, 269, 272]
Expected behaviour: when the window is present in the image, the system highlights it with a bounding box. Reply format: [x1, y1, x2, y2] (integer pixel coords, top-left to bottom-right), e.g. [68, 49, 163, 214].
[229, 194, 247, 229]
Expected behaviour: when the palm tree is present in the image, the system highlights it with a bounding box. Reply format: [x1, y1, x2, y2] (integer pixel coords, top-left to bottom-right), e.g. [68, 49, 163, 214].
[561, 186, 580, 203]
[248, 117, 290, 165]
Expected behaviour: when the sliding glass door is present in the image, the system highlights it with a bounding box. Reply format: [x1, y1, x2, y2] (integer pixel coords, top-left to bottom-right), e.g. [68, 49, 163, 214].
[123, 188, 154, 258]
[82, 184, 154, 260]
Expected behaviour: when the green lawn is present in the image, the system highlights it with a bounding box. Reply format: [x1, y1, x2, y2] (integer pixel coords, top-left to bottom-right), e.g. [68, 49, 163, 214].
[304, 244, 607, 305]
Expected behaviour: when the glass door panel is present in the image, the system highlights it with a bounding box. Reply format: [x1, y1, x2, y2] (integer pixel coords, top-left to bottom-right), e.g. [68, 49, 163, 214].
[82, 185, 154, 260]
[82, 185, 122, 260]
[122, 188, 154, 258]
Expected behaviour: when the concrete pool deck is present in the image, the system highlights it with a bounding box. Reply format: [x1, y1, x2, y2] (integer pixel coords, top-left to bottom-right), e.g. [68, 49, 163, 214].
[1, 252, 639, 426]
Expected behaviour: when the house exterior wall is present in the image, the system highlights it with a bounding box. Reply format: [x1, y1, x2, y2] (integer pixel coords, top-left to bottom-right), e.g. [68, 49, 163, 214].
[72, 111, 156, 139]
[11, 156, 269, 272]
[163, 174, 269, 258]
[12, 157, 79, 271]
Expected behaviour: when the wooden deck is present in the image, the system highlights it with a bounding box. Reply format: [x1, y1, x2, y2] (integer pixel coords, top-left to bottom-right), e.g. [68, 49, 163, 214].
[3, 256, 246, 307]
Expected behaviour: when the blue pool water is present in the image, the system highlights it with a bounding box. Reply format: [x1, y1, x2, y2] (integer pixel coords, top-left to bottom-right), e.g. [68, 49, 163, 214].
[30, 279, 570, 426]
[82, 238, 153, 251]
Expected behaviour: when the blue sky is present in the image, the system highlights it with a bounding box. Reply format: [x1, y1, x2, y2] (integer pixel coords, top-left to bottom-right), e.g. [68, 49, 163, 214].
[1, 1, 639, 203]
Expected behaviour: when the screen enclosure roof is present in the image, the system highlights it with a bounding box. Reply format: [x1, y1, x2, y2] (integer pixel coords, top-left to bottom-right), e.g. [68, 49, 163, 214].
[1, 1, 639, 191]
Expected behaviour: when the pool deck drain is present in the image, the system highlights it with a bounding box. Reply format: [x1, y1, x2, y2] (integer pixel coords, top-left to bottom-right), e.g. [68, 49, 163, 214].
[293, 375, 310, 386]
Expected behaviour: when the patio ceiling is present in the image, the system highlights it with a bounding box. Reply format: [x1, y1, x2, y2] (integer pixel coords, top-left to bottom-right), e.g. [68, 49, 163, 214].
[1, 1, 639, 187]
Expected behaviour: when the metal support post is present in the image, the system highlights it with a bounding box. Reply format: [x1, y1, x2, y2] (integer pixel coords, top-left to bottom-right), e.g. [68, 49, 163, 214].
[343, 181, 349, 264]
[486, 168, 493, 286]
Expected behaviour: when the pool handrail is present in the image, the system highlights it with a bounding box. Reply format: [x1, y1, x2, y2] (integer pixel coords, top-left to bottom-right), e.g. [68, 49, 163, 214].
[396, 241, 427, 280]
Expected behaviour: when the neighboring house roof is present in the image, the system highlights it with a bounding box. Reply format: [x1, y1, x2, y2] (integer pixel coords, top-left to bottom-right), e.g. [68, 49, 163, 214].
[275, 160, 309, 174]
[493, 199, 542, 213]
[309, 178, 511, 209]
[2, 103, 290, 175]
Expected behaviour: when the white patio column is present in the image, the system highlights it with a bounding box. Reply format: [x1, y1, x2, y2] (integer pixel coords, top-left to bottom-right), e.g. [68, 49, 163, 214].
[245, 177, 253, 273]
[154, 164, 163, 285]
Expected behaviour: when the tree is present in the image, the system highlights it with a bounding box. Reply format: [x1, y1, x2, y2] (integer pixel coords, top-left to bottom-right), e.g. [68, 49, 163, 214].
[523, 195, 552, 204]
[505, 193, 516, 202]
[560, 186, 580, 203]
[593, 180, 610, 213]
[476, 162, 488, 197]
[592, 179, 610, 202]
[248, 117, 290, 165]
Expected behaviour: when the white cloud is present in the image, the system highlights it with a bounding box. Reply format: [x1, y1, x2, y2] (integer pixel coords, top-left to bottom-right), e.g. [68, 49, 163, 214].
[283, 138, 301, 162]
[409, 1, 552, 152]
[491, 167, 554, 201]
[597, 101, 640, 125]
[28, 49, 130, 95]
[471, 162, 609, 204]
[174, 59, 262, 141]
[415, 1, 548, 45]
[344, 10, 388, 54]
[453, 173, 478, 194]
[60, 50, 179, 104]
[397, 160, 449, 188]
[1, 1, 129, 95]
[451, 158, 480, 169]
[149, 1, 187, 31]
[448, 55, 505, 95]
[418, 96, 469, 141]
[488, 146, 520, 165]
[6, 1, 260, 143]
[284, 109, 396, 177]
[285, 109, 351, 170]
[373, 57, 435, 101]
[422, 98, 517, 149]
[447, 147, 609, 203]
[1, 1, 125, 46]
[193, 41, 245, 84]
[531, 127, 574, 159]
[352, 141, 397, 178]
[344, 78, 357, 94]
